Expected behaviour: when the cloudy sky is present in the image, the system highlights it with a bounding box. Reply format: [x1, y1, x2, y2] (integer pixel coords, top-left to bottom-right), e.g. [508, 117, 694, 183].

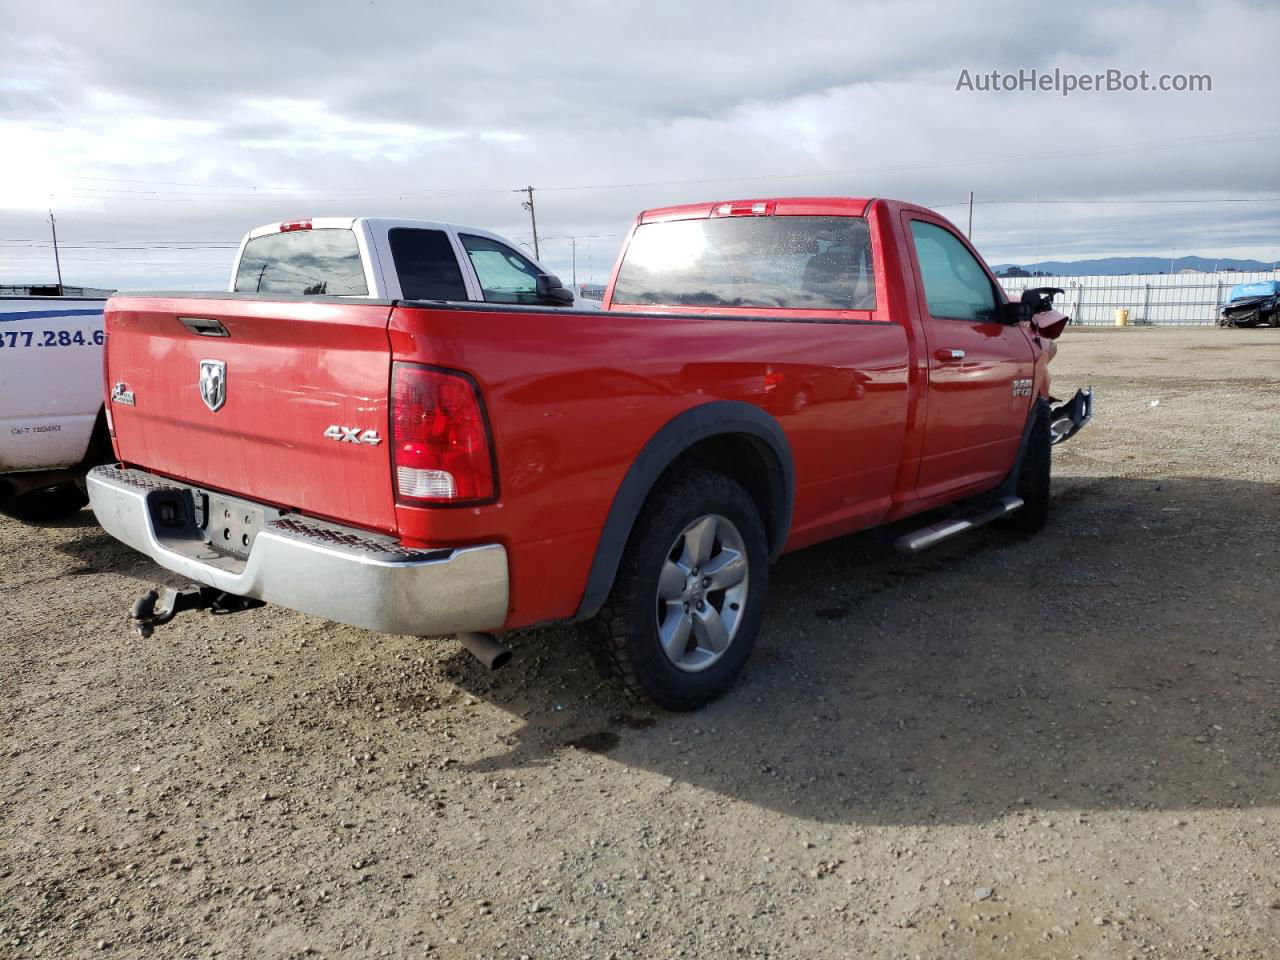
[1, 0, 1277, 291]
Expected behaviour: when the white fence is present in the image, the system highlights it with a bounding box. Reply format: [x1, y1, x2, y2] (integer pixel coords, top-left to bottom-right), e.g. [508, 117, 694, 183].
[997, 271, 1279, 325]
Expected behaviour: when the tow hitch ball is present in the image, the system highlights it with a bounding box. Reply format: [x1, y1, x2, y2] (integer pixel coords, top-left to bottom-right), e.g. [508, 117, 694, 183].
[131, 586, 264, 638]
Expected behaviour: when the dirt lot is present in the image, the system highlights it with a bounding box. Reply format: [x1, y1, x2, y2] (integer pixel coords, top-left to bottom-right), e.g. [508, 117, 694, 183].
[3, 327, 1279, 960]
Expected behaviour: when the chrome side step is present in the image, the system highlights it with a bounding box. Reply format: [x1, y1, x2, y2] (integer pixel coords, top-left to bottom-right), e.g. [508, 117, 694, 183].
[894, 496, 1023, 555]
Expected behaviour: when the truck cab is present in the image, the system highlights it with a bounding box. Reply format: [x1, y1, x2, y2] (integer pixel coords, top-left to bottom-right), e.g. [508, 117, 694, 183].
[229, 217, 578, 307]
[602, 196, 1073, 510]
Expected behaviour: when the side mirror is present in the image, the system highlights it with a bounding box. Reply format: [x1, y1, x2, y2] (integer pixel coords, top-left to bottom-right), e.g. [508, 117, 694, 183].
[535, 273, 575, 307]
[1020, 286, 1065, 315]
[1001, 300, 1033, 324]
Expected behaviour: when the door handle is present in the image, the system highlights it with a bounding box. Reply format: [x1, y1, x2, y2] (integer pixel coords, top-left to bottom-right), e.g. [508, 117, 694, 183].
[935, 348, 966, 361]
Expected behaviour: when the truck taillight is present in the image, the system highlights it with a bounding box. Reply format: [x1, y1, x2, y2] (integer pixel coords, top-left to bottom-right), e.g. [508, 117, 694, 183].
[279, 219, 312, 232]
[391, 363, 495, 505]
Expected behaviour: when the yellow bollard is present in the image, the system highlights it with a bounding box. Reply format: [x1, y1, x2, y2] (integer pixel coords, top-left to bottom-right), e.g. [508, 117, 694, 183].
[1114, 308, 1130, 327]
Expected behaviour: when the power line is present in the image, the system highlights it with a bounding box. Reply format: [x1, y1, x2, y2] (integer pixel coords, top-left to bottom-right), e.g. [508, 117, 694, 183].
[4, 190, 1276, 254]
[0, 238, 238, 244]
[519, 233, 624, 242]
[0, 242, 237, 250]
[2, 190, 1275, 268]
[0, 256, 229, 265]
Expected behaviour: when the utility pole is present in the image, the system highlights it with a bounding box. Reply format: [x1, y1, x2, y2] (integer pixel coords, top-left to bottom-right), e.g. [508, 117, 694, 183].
[966, 191, 974, 240]
[49, 210, 64, 294]
[571, 237, 577, 287]
[519, 186, 540, 260]
[1033, 193, 1040, 275]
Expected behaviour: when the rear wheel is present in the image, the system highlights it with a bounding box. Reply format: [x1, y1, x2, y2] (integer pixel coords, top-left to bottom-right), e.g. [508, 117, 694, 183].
[1004, 404, 1051, 533]
[0, 482, 88, 523]
[584, 466, 769, 711]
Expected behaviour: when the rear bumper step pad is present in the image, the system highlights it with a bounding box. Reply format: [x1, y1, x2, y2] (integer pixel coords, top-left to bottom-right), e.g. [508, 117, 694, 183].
[87, 465, 509, 636]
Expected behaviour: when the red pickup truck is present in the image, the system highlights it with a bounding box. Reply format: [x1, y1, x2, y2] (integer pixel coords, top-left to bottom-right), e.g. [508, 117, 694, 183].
[89, 197, 1091, 709]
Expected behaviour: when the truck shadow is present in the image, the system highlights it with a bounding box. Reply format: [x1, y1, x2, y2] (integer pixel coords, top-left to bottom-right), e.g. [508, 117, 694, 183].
[56, 525, 179, 582]
[452, 474, 1280, 825]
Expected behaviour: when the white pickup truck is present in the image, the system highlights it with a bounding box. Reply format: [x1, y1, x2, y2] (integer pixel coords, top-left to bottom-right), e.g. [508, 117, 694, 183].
[0, 294, 111, 521]
[2, 217, 576, 523]
[227, 217, 581, 306]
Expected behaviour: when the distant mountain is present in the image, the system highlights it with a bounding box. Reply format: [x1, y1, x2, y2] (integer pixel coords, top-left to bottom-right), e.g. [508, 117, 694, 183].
[991, 255, 1275, 277]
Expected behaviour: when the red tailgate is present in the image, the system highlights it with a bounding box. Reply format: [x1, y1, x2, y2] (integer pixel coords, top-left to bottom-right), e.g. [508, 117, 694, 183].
[107, 296, 398, 533]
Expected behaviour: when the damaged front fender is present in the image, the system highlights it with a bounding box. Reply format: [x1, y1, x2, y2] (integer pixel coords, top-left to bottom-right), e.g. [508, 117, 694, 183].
[1049, 388, 1093, 445]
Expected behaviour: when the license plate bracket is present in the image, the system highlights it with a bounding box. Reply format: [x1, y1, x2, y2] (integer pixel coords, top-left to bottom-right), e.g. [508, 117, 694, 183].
[202, 493, 268, 558]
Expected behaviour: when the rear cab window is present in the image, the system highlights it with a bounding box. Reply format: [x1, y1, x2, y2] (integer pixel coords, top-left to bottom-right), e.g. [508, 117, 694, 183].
[234, 229, 368, 296]
[389, 228, 467, 301]
[611, 215, 877, 313]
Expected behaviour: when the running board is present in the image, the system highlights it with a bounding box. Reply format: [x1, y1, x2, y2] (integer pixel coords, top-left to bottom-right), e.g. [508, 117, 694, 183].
[894, 496, 1024, 555]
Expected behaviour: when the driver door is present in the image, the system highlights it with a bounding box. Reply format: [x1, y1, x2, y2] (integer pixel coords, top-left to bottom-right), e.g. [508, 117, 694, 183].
[904, 215, 1034, 501]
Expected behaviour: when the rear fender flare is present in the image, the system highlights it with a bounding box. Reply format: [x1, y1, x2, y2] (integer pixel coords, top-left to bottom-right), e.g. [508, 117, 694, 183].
[572, 401, 794, 622]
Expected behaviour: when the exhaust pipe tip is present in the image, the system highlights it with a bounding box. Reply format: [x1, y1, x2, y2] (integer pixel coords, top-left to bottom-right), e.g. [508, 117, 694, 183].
[457, 631, 512, 670]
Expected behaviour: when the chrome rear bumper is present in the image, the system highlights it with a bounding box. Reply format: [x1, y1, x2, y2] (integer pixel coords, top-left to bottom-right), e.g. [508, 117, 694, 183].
[87, 465, 509, 636]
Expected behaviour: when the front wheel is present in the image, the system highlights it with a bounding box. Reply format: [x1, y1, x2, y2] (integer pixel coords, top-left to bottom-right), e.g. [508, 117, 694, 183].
[585, 466, 769, 711]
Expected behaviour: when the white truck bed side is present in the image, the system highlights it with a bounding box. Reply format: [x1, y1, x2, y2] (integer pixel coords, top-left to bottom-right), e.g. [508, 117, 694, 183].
[0, 297, 106, 472]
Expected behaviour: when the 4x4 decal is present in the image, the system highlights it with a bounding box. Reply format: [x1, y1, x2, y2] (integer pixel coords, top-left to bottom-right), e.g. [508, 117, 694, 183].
[323, 425, 381, 445]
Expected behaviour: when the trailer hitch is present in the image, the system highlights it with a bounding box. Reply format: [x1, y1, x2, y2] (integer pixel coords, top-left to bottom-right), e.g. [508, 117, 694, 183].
[131, 586, 265, 638]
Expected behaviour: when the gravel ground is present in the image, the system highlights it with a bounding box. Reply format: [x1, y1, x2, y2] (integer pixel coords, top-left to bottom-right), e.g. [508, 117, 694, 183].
[3, 326, 1279, 960]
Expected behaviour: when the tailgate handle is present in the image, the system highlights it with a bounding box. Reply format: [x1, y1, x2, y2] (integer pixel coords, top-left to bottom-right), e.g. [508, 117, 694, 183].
[180, 316, 229, 337]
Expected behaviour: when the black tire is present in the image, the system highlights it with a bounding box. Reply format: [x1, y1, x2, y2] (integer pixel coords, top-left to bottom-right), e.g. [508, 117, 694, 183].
[0, 482, 88, 523]
[583, 465, 769, 711]
[1004, 404, 1051, 533]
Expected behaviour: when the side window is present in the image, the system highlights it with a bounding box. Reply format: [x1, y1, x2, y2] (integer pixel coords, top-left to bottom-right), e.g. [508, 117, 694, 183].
[460, 234, 541, 304]
[909, 220, 997, 322]
[389, 228, 467, 301]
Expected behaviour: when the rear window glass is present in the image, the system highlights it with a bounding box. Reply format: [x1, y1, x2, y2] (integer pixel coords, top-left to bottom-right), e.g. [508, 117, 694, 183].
[234, 229, 368, 296]
[389, 228, 467, 301]
[611, 215, 876, 311]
